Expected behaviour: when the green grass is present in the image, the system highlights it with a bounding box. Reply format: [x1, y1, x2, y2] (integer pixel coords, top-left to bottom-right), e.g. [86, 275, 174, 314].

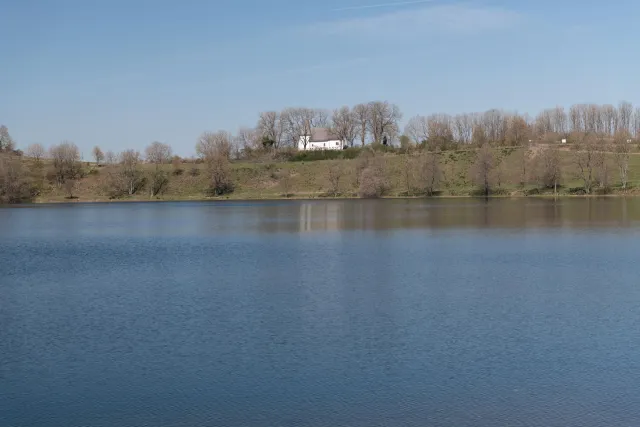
[25, 146, 640, 203]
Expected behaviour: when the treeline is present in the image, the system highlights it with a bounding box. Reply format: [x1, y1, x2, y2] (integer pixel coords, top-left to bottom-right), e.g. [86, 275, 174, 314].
[2, 100, 639, 203]
[0, 129, 239, 203]
[242, 100, 640, 153]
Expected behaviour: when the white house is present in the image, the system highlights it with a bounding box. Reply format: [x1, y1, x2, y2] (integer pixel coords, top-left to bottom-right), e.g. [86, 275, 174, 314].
[298, 128, 346, 151]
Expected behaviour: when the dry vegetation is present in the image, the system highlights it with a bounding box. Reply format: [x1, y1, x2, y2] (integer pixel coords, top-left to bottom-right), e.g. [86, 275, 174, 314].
[5, 100, 640, 203]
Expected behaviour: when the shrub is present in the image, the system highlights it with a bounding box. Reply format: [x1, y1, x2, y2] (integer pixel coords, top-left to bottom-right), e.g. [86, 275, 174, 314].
[277, 169, 293, 197]
[327, 162, 343, 196]
[288, 147, 361, 162]
[149, 170, 169, 196]
[0, 155, 37, 203]
[64, 179, 77, 199]
[358, 158, 389, 198]
[354, 148, 375, 188]
[208, 156, 234, 196]
[49, 141, 82, 185]
[172, 157, 184, 176]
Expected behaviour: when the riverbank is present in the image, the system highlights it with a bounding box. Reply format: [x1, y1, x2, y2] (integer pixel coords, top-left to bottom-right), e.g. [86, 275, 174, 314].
[7, 145, 640, 204]
[32, 189, 640, 204]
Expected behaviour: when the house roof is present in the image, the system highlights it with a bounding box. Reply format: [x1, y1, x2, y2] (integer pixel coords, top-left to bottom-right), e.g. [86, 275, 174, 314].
[309, 128, 339, 142]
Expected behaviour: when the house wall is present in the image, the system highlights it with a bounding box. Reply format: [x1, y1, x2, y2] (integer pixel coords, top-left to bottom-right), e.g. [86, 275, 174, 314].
[298, 136, 344, 151]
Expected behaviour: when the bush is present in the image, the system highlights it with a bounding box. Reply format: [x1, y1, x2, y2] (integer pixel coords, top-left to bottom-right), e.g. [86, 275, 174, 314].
[101, 166, 146, 199]
[358, 158, 389, 198]
[0, 155, 37, 203]
[354, 148, 375, 188]
[277, 169, 293, 197]
[149, 170, 169, 196]
[49, 141, 82, 184]
[207, 156, 234, 196]
[289, 147, 361, 162]
[172, 157, 184, 176]
[327, 162, 343, 196]
[189, 167, 200, 177]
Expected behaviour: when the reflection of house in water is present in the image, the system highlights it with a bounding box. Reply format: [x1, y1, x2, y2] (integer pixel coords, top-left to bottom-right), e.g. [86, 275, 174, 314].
[299, 202, 342, 232]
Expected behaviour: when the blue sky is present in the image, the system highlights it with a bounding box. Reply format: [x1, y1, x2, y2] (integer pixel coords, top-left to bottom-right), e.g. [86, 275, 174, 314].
[2, 0, 640, 157]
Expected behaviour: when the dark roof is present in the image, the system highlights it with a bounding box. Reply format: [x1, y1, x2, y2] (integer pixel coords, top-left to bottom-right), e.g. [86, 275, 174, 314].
[309, 128, 339, 142]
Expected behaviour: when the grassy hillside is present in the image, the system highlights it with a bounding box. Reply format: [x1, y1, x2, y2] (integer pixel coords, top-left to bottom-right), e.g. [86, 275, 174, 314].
[14, 145, 640, 203]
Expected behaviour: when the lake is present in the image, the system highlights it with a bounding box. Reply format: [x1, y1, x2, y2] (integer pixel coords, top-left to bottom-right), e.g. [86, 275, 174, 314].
[2, 198, 640, 427]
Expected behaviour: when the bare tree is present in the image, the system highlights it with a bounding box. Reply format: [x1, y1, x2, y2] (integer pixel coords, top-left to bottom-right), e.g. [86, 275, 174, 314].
[481, 109, 507, 144]
[453, 113, 474, 144]
[196, 132, 234, 195]
[281, 108, 331, 150]
[617, 101, 634, 135]
[281, 108, 310, 148]
[49, 141, 81, 185]
[535, 109, 552, 140]
[472, 143, 495, 195]
[353, 103, 370, 146]
[0, 154, 34, 203]
[493, 159, 505, 188]
[148, 169, 169, 197]
[145, 142, 172, 169]
[472, 124, 488, 146]
[105, 151, 117, 166]
[91, 146, 104, 166]
[539, 146, 562, 195]
[120, 150, 144, 195]
[572, 134, 600, 194]
[505, 114, 531, 146]
[405, 115, 429, 146]
[26, 143, 45, 163]
[426, 114, 454, 150]
[358, 156, 389, 198]
[400, 152, 413, 195]
[257, 111, 284, 149]
[327, 162, 343, 196]
[331, 106, 358, 147]
[64, 179, 77, 199]
[313, 109, 330, 128]
[601, 104, 617, 136]
[237, 126, 260, 154]
[197, 131, 231, 160]
[368, 101, 401, 145]
[208, 154, 234, 195]
[550, 106, 568, 136]
[517, 142, 532, 187]
[277, 169, 293, 197]
[419, 150, 441, 196]
[0, 125, 15, 152]
[570, 104, 585, 134]
[633, 107, 640, 139]
[595, 152, 610, 190]
[354, 148, 374, 188]
[613, 132, 631, 190]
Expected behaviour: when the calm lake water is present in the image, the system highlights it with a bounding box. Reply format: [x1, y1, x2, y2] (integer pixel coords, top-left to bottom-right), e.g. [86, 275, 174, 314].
[2, 198, 640, 427]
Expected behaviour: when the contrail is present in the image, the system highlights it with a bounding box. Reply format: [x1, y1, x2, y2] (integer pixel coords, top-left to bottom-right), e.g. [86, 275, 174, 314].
[333, 0, 434, 12]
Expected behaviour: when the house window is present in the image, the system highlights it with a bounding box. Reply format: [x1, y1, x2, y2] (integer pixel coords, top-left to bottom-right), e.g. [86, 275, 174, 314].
[336, 142, 339, 146]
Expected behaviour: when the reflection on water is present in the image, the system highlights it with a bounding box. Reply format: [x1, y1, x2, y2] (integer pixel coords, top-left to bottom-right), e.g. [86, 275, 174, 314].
[2, 198, 640, 427]
[295, 198, 640, 233]
[2, 198, 640, 236]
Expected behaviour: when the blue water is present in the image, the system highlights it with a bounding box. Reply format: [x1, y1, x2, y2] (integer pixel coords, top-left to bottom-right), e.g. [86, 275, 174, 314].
[2, 199, 640, 426]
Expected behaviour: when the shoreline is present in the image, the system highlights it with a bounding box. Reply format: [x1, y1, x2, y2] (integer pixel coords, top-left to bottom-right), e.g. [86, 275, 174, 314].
[22, 192, 640, 205]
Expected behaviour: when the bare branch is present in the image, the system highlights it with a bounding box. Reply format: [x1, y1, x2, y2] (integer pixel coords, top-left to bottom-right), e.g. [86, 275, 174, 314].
[145, 142, 173, 167]
[331, 106, 358, 147]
